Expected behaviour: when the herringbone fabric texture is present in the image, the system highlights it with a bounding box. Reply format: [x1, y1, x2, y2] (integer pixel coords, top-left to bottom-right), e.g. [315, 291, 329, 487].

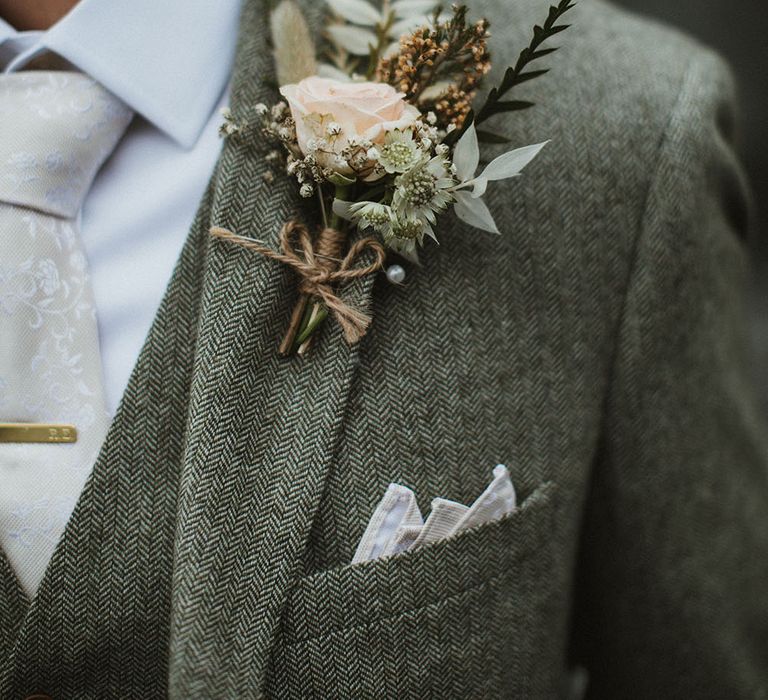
[270, 483, 557, 698]
[1, 0, 766, 698]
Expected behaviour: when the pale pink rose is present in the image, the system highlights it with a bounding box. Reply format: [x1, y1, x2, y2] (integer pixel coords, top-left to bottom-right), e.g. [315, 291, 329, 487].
[280, 76, 421, 174]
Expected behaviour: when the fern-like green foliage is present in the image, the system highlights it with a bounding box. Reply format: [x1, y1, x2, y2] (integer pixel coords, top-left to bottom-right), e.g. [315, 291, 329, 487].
[477, 0, 576, 123]
[447, 0, 577, 145]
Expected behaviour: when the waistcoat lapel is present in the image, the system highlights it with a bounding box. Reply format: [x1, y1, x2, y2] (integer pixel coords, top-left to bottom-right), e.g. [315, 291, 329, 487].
[167, 1, 377, 696]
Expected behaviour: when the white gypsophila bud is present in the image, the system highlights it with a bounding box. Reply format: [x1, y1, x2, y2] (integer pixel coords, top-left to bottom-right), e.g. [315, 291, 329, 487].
[421, 138, 432, 150]
[262, 171, 275, 184]
[312, 168, 325, 183]
[435, 143, 449, 156]
[446, 123, 457, 133]
[266, 150, 281, 162]
[367, 147, 380, 161]
[220, 107, 233, 119]
[271, 103, 287, 119]
[278, 126, 293, 140]
[254, 103, 269, 116]
[426, 111, 437, 125]
[300, 182, 315, 198]
[327, 122, 343, 137]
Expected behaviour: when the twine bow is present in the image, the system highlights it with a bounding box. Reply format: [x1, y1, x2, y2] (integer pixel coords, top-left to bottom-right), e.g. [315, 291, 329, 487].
[210, 222, 386, 347]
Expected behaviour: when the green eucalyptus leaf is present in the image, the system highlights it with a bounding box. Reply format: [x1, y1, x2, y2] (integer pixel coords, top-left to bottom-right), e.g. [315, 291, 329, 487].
[328, 172, 357, 186]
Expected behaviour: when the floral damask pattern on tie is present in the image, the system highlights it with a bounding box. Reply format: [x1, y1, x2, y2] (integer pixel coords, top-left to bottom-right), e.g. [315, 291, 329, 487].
[0, 72, 133, 597]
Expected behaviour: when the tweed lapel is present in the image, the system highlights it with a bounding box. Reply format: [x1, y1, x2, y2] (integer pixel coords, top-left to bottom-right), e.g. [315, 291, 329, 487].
[167, 0, 377, 696]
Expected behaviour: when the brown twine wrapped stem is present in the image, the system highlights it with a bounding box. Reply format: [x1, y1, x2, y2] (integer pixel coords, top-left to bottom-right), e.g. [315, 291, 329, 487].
[210, 221, 386, 353]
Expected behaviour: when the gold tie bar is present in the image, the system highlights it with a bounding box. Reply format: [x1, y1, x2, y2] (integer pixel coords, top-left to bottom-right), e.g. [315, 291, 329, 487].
[0, 423, 78, 444]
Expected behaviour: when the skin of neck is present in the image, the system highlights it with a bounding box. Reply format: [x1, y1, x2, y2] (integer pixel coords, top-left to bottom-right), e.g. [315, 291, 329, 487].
[0, 0, 79, 30]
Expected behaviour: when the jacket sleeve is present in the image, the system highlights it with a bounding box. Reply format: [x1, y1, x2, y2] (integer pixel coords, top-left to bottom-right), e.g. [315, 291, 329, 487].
[570, 49, 768, 699]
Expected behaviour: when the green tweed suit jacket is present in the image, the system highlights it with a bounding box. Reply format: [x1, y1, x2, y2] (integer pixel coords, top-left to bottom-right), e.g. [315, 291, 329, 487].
[1, 0, 766, 697]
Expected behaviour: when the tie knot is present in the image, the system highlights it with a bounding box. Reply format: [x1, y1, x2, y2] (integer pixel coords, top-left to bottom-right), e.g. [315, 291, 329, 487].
[0, 71, 133, 218]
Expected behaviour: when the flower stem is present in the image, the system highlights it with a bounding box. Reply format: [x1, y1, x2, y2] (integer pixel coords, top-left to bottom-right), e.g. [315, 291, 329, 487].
[278, 292, 309, 356]
[330, 184, 351, 229]
[295, 304, 329, 354]
[288, 183, 350, 356]
[317, 185, 330, 229]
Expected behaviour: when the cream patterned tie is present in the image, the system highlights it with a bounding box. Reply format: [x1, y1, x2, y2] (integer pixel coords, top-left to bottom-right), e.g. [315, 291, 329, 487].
[0, 72, 133, 597]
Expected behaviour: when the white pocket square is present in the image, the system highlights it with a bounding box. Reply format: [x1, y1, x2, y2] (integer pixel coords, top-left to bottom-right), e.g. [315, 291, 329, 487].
[352, 464, 517, 564]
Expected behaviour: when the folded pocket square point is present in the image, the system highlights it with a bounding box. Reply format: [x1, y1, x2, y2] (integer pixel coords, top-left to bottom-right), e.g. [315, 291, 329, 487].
[354, 464, 518, 563]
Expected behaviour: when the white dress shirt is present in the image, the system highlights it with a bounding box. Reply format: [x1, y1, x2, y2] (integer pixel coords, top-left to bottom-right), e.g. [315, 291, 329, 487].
[0, 0, 242, 413]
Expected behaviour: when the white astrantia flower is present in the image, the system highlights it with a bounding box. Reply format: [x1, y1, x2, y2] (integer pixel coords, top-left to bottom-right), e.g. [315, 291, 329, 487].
[332, 200, 397, 237]
[377, 129, 424, 174]
[392, 155, 456, 238]
[449, 121, 548, 234]
[384, 216, 426, 263]
[333, 199, 424, 264]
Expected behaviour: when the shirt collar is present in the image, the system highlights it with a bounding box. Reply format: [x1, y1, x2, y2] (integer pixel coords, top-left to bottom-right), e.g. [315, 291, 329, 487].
[0, 0, 242, 148]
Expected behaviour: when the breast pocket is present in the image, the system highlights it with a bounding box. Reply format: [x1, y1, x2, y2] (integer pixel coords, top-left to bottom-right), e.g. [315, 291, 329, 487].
[267, 481, 560, 699]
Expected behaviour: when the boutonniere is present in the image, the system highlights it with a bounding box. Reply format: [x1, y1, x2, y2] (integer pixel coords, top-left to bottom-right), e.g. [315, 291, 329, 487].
[213, 0, 576, 356]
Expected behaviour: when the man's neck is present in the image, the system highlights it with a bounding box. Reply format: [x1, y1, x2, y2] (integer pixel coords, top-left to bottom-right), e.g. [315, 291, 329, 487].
[0, 0, 79, 30]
